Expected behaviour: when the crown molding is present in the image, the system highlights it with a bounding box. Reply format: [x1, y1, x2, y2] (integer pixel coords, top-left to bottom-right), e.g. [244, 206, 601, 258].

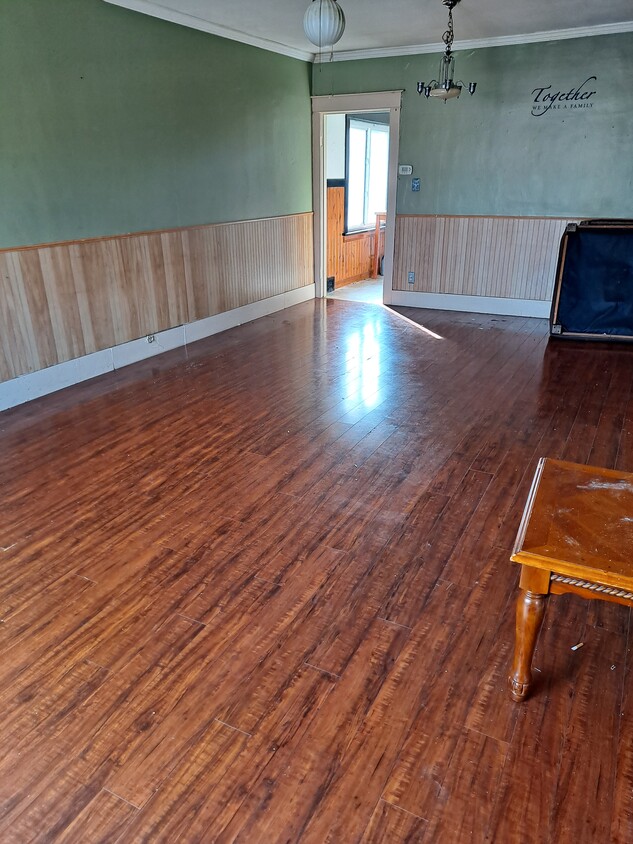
[102, 0, 316, 62]
[320, 20, 633, 62]
[102, 2, 633, 66]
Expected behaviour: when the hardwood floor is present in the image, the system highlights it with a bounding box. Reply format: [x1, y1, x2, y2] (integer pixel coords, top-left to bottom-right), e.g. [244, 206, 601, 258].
[1, 298, 633, 842]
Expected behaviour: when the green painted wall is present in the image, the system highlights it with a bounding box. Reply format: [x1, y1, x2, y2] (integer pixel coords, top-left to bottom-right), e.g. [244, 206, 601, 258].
[0, 0, 312, 249]
[313, 33, 633, 218]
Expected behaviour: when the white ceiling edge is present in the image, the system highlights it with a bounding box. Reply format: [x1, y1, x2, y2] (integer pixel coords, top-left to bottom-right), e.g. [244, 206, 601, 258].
[103, 1, 633, 65]
[102, 0, 315, 61]
[321, 20, 633, 63]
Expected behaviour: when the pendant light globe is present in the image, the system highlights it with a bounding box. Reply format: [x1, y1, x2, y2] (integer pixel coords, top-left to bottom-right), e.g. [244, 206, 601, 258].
[303, 0, 346, 49]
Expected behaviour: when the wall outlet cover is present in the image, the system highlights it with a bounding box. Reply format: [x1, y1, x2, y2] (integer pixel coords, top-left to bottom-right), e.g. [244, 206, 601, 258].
[408, 271, 415, 284]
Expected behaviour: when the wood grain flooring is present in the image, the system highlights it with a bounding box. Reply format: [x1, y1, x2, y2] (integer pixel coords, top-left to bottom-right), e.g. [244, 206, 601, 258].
[1, 298, 633, 842]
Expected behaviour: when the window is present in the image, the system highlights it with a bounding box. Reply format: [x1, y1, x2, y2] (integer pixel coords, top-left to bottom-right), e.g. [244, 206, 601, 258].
[346, 118, 389, 232]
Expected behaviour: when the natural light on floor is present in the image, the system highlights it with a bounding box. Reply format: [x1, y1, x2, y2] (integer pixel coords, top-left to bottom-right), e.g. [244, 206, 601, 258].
[381, 305, 445, 340]
[345, 320, 382, 409]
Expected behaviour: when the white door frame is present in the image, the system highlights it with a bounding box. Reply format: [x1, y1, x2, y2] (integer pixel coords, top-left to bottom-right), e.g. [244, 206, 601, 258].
[311, 91, 403, 305]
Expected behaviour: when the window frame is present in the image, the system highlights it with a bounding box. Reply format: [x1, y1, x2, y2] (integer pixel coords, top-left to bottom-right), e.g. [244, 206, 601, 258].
[344, 116, 389, 235]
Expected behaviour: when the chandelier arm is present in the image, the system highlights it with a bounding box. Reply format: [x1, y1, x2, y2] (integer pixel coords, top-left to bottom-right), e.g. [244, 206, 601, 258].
[416, 0, 477, 103]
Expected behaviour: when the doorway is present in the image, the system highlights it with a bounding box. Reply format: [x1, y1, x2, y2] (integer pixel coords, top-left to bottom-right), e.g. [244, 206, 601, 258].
[325, 112, 389, 304]
[311, 92, 402, 305]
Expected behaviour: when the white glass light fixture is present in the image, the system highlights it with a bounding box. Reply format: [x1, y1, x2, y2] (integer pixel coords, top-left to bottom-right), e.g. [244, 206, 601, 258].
[303, 0, 346, 50]
[417, 0, 476, 102]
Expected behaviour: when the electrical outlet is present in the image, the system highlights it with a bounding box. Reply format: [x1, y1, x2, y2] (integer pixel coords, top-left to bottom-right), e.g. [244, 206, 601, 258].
[412, 178, 421, 192]
[408, 271, 415, 285]
[147, 334, 155, 343]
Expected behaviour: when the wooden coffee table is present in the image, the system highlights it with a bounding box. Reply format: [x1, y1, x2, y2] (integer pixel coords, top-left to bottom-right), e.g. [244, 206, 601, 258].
[508, 457, 633, 702]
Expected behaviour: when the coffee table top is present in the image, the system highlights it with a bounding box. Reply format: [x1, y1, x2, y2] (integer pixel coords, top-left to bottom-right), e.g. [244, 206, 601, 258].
[511, 457, 633, 589]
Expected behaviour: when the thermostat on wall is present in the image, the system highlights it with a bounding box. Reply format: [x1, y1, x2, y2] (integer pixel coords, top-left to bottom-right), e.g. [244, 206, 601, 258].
[398, 164, 413, 175]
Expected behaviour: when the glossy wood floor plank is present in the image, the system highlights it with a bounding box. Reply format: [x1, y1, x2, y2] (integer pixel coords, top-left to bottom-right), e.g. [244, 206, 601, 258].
[359, 800, 427, 843]
[1, 300, 633, 841]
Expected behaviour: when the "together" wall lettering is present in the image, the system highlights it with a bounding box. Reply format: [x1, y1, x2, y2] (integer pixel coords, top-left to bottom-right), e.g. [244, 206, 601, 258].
[531, 76, 597, 117]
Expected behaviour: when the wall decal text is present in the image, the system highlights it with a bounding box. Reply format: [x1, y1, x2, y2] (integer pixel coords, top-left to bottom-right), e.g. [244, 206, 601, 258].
[531, 76, 597, 116]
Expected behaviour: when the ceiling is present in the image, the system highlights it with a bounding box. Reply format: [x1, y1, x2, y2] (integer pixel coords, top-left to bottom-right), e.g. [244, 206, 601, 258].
[104, 0, 633, 62]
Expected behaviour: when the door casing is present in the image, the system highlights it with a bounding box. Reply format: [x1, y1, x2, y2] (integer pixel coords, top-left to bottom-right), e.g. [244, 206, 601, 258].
[311, 91, 403, 304]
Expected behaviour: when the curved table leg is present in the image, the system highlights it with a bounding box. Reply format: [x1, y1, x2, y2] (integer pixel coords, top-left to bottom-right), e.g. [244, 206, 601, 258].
[508, 589, 548, 702]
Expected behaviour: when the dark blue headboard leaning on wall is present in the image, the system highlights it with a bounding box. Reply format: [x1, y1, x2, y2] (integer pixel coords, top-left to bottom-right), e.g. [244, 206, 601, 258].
[550, 221, 633, 342]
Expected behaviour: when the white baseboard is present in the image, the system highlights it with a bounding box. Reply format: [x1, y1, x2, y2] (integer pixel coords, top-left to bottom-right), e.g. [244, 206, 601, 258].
[390, 290, 551, 319]
[0, 284, 315, 412]
[0, 348, 115, 414]
[111, 324, 187, 369]
[185, 285, 314, 343]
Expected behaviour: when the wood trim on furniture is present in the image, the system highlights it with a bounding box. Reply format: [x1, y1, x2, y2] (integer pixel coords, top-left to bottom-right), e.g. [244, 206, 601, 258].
[508, 458, 633, 701]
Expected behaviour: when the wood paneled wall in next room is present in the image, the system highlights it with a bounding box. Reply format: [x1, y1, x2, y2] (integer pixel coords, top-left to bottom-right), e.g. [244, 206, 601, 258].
[0, 213, 313, 383]
[327, 186, 384, 288]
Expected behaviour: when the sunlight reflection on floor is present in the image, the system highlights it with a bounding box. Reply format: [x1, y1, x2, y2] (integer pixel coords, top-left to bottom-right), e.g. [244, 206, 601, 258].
[328, 278, 383, 305]
[344, 319, 382, 410]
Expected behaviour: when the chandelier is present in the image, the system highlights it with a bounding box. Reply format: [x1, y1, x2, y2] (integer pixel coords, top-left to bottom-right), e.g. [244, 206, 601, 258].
[417, 0, 476, 101]
[303, 0, 346, 51]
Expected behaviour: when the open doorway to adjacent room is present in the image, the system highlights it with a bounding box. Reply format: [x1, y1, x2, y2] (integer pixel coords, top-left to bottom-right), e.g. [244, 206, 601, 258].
[311, 92, 401, 306]
[325, 112, 389, 304]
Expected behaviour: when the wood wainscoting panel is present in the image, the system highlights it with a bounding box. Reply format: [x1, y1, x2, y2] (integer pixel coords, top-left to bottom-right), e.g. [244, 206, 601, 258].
[340, 232, 373, 286]
[186, 214, 313, 321]
[326, 186, 374, 287]
[327, 187, 345, 283]
[393, 215, 572, 301]
[0, 213, 313, 383]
